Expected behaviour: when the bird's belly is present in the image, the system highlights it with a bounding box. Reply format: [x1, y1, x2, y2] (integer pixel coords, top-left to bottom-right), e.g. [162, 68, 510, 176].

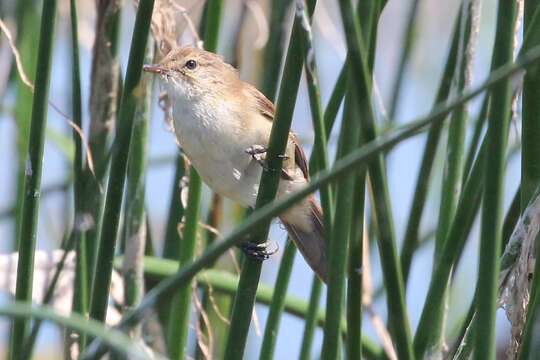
[175, 121, 262, 208]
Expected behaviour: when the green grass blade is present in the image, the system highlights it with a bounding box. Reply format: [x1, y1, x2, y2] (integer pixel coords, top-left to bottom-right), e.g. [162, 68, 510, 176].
[336, 0, 414, 358]
[259, 240, 297, 360]
[165, 1, 222, 358]
[89, 0, 156, 323]
[474, 0, 516, 357]
[387, 0, 420, 122]
[321, 85, 362, 360]
[400, 0, 462, 288]
[9, 0, 59, 356]
[260, 0, 290, 100]
[3, 302, 152, 359]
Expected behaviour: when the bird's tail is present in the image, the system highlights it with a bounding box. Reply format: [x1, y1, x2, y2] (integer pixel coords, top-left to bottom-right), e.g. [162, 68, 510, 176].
[281, 197, 328, 283]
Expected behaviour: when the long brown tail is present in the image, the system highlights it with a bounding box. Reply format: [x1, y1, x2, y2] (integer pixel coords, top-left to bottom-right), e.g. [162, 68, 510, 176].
[281, 198, 328, 283]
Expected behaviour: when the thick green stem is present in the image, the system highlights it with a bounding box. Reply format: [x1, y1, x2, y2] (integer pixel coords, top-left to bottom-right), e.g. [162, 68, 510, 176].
[337, 0, 414, 358]
[474, 0, 515, 357]
[400, 11, 462, 285]
[89, 0, 155, 323]
[166, 2, 222, 358]
[9, 0, 58, 356]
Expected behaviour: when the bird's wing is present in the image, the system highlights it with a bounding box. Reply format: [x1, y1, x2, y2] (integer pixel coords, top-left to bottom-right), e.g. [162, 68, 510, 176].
[245, 83, 310, 180]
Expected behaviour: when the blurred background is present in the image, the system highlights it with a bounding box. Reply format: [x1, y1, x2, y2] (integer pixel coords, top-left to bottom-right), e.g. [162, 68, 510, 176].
[0, 0, 521, 358]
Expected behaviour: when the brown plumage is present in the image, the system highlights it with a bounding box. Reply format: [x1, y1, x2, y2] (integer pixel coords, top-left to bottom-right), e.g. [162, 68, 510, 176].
[144, 47, 328, 282]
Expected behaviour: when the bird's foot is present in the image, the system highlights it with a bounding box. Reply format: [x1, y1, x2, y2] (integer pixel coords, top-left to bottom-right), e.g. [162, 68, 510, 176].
[239, 240, 279, 261]
[245, 145, 269, 171]
[245, 145, 290, 175]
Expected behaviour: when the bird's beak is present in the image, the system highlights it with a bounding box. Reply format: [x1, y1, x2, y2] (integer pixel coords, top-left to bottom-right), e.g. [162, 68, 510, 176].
[143, 64, 168, 75]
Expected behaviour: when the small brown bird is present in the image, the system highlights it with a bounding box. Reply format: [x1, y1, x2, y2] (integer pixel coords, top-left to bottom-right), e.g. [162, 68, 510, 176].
[144, 47, 327, 282]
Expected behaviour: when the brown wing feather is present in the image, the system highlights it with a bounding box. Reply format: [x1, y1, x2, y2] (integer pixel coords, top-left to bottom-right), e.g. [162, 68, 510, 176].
[246, 82, 310, 180]
[245, 83, 275, 120]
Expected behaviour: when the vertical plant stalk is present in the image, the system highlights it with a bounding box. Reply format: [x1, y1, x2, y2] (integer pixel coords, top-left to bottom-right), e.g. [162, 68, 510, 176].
[413, 141, 486, 358]
[258, 240, 297, 360]
[166, 1, 222, 358]
[8, 0, 58, 357]
[521, 0, 540, 209]
[429, 2, 478, 353]
[321, 89, 361, 360]
[259, 4, 332, 358]
[121, 39, 153, 340]
[13, 0, 39, 251]
[9, 0, 57, 359]
[387, 0, 420, 122]
[260, 0, 290, 100]
[347, 172, 366, 360]
[69, 0, 87, 333]
[166, 170, 202, 359]
[89, 0, 156, 323]
[85, 0, 121, 282]
[224, 2, 316, 358]
[474, 0, 516, 357]
[516, 1, 540, 357]
[400, 12, 462, 283]
[162, 155, 186, 261]
[337, 0, 414, 358]
[299, 64, 346, 360]
[462, 95, 488, 181]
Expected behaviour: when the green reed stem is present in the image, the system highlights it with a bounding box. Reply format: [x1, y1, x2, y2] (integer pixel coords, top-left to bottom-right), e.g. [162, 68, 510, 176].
[337, 0, 414, 358]
[9, 0, 58, 357]
[474, 0, 516, 357]
[322, 86, 361, 360]
[166, 1, 222, 358]
[430, 3, 476, 351]
[89, 0, 155, 323]
[387, 0, 420, 122]
[261, 0, 290, 100]
[3, 302, 151, 359]
[400, 0, 462, 287]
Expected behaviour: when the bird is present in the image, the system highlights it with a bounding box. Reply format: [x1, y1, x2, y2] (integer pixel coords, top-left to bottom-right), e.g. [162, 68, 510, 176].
[143, 47, 327, 282]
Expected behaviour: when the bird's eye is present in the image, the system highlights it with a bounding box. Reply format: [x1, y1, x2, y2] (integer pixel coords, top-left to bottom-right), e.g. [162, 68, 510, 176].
[185, 59, 197, 70]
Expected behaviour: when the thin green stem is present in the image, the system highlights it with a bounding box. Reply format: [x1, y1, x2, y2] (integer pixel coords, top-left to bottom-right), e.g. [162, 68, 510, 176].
[259, 240, 297, 360]
[387, 0, 420, 122]
[89, 0, 156, 323]
[3, 302, 151, 359]
[430, 3, 476, 351]
[261, 0, 290, 100]
[68, 0, 88, 352]
[474, 0, 516, 357]
[9, 0, 58, 356]
[400, 10, 462, 285]
[337, 0, 414, 358]
[518, 4, 540, 357]
[166, 1, 222, 357]
[322, 86, 361, 360]
[166, 171, 202, 359]
[413, 141, 486, 358]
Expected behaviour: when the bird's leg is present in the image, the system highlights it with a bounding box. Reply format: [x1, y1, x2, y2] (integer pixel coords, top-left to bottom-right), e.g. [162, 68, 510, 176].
[245, 145, 292, 179]
[245, 145, 269, 170]
[239, 239, 279, 261]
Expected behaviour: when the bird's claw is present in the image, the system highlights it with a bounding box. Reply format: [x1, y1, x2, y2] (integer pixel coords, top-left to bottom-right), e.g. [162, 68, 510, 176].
[245, 145, 269, 171]
[239, 240, 279, 261]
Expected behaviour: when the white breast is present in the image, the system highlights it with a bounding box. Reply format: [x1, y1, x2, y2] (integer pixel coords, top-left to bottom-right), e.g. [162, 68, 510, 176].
[170, 92, 263, 208]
